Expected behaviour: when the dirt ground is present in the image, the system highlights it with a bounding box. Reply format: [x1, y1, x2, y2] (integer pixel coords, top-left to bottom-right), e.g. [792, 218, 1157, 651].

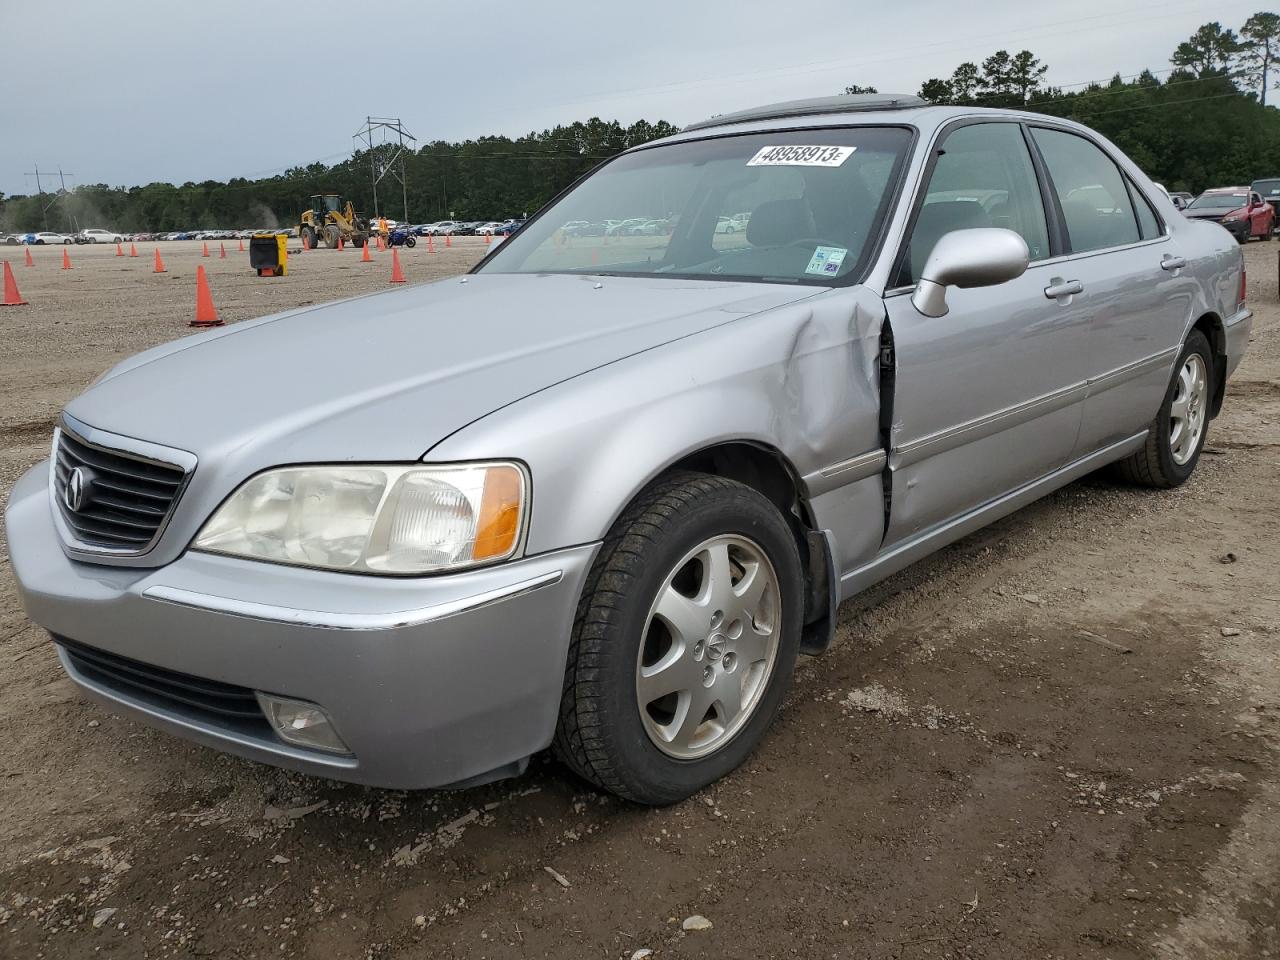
[0, 238, 1277, 959]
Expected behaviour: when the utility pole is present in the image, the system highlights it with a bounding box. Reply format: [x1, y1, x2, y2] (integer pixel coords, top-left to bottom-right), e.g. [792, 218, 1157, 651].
[24, 164, 72, 231]
[58, 168, 74, 232]
[353, 117, 416, 223]
[25, 163, 49, 230]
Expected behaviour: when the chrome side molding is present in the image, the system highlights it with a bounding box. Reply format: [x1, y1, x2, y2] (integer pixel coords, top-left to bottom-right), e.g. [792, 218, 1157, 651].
[142, 570, 564, 631]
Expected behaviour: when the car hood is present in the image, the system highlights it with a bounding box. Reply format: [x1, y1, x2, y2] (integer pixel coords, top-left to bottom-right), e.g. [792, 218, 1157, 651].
[1183, 206, 1238, 220]
[68, 272, 818, 465]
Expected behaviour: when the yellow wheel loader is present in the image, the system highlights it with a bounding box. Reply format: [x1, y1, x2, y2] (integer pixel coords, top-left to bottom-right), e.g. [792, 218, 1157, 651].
[299, 195, 370, 249]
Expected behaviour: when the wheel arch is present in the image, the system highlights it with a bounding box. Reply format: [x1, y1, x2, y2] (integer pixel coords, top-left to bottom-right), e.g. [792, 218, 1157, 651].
[657, 440, 837, 656]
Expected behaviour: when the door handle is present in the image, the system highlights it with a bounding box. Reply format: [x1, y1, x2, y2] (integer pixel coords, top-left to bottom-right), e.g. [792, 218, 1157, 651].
[1160, 255, 1187, 271]
[1043, 279, 1083, 299]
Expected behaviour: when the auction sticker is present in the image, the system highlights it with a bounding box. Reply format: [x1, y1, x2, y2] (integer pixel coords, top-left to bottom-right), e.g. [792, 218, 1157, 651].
[747, 145, 856, 167]
[804, 246, 848, 276]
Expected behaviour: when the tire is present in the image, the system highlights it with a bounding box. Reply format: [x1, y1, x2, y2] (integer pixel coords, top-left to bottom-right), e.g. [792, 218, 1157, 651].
[300, 226, 316, 249]
[1115, 329, 1213, 488]
[404, 236, 416, 247]
[323, 225, 340, 249]
[553, 472, 804, 805]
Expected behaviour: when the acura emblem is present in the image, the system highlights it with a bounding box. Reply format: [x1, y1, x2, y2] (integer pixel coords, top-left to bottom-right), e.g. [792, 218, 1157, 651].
[64, 467, 87, 512]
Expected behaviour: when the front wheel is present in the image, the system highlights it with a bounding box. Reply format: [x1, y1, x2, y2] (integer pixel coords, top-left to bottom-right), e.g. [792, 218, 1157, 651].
[554, 472, 804, 805]
[404, 235, 416, 247]
[1115, 329, 1213, 488]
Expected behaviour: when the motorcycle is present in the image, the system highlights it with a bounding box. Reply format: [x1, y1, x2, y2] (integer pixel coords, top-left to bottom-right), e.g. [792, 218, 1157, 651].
[386, 227, 416, 248]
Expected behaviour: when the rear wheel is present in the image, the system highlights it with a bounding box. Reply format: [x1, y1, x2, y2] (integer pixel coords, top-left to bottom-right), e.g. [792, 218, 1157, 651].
[554, 472, 803, 805]
[1115, 329, 1213, 488]
[322, 225, 340, 249]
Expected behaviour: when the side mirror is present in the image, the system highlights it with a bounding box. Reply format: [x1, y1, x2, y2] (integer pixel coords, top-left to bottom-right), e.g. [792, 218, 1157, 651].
[911, 227, 1031, 318]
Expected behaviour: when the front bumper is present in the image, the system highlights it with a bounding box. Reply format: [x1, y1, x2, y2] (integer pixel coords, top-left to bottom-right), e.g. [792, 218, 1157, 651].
[1221, 219, 1249, 241]
[5, 460, 598, 789]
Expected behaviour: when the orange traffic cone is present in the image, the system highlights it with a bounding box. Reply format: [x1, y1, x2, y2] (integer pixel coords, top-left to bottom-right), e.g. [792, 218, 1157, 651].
[426, 235, 434, 254]
[484, 232, 491, 246]
[338, 236, 344, 251]
[129, 242, 138, 258]
[24, 247, 34, 267]
[154, 248, 167, 273]
[361, 239, 372, 262]
[62, 248, 72, 270]
[190, 265, 222, 327]
[220, 242, 227, 259]
[389, 247, 406, 284]
[377, 234, 385, 251]
[445, 234, 452, 248]
[201, 241, 210, 258]
[116, 242, 124, 257]
[2, 261, 28, 306]
[238, 237, 245, 253]
[302, 232, 311, 251]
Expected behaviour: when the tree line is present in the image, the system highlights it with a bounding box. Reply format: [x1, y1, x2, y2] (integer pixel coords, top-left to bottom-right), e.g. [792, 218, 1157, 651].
[3, 15, 1279, 233]
[878, 13, 1280, 192]
[0, 119, 679, 234]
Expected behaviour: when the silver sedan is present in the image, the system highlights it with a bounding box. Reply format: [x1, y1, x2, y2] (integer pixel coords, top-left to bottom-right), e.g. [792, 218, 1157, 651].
[5, 94, 1250, 805]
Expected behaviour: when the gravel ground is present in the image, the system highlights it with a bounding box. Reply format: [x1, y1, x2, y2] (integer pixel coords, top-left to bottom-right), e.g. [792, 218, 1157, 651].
[0, 238, 1277, 959]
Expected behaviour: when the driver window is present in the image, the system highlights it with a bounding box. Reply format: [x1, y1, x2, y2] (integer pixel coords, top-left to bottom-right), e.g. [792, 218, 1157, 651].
[898, 122, 1049, 286]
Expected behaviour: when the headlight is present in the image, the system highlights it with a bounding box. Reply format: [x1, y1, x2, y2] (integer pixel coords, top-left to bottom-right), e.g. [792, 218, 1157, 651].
[193, 462, 527, 574]
[1223, 213, 1243, 222]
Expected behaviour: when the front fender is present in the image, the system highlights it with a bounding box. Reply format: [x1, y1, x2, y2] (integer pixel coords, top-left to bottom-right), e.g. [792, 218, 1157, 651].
[426, 286, 887, 568]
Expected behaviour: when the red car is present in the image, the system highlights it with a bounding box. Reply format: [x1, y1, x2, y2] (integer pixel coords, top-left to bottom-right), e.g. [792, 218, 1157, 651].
[1183, 187, 1274, 242]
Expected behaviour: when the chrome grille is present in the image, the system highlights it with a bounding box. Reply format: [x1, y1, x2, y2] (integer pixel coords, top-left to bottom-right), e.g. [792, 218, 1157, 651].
[53, 426, 189, 554]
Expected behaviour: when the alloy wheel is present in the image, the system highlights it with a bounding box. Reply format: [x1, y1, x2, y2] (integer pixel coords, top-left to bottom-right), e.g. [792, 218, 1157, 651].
[636, 534, 781, 760]
[1170, 352, 1208, 466]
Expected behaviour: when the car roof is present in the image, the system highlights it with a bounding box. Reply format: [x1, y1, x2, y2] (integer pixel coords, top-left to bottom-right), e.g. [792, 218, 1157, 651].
[1204, 187, 1248, 194]
[644, 94, 1107, 150]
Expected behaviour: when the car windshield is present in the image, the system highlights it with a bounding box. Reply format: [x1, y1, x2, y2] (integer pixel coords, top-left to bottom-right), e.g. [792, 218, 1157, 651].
[478, 126, 912, 285]
[1189, 193, 1246, 210]
[1253, 179, 1280, 197]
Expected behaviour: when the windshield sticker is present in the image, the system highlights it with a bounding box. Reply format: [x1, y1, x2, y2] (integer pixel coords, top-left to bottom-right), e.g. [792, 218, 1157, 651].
[746, 145, 856, 167]
[804, 246, 848, 276]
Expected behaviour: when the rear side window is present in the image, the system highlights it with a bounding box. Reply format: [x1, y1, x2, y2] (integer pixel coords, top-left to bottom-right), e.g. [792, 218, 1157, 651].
[898, 122, 1050, 286]
[1030, 128, 1140, 253]
[1131, 184, 1162, 240]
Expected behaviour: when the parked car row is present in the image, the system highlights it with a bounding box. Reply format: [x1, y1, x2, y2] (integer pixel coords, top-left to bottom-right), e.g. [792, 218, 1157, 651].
[411, 219, 525, 236]
[2, 231, 76, 245]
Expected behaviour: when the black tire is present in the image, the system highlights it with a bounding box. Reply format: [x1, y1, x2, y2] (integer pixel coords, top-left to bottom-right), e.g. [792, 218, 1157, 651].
[300, 226, 317, 249]
[323, 225, 340, 249]
[553, 472, 804, 805]
[1115, 329, 1213, 488]
[404, 235, 416, 248]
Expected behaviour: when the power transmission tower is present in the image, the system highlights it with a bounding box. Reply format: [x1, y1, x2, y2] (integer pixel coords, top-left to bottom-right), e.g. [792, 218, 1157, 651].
[353, 117, 416, 223]
[23, 164, 75, 231]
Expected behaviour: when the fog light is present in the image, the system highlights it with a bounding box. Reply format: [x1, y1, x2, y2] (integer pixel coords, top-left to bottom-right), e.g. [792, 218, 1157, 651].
[256, 693, 350, 754]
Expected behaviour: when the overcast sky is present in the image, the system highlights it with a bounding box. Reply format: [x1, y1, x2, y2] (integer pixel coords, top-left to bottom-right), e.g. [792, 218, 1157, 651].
[0, 0, 1253, 196]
